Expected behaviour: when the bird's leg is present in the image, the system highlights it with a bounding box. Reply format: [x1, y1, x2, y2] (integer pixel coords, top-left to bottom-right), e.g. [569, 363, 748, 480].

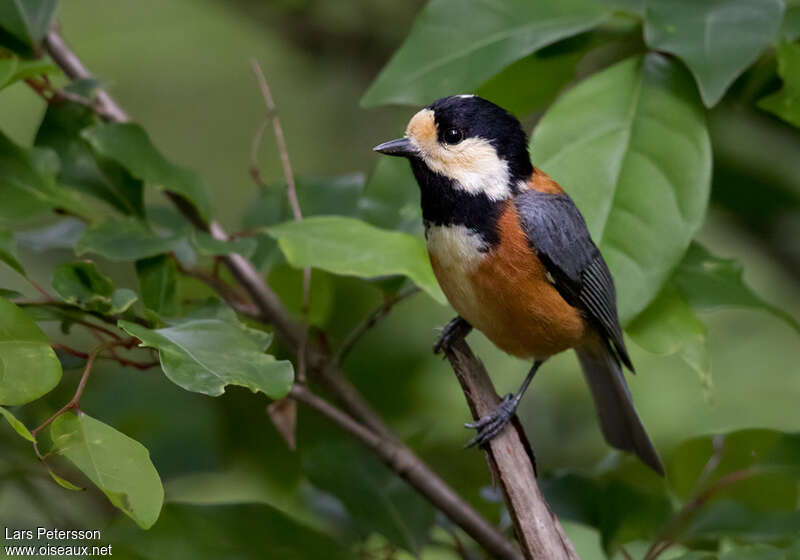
[433, 316, 472, 355]
[465, 359, 545, 448]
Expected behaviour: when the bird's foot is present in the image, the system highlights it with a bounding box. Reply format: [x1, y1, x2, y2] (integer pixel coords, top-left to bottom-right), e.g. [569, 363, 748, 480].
[433, 317, 472, 355]
[464, 393, 519, 448]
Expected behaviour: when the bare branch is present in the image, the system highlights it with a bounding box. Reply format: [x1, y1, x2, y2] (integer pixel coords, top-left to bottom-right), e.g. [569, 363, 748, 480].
[443, 340, 579, 560]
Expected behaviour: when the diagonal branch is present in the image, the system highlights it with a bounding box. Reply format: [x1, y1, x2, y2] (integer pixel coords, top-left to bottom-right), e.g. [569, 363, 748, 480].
[43, 29, 521, 560]
[444, 340, 579, 560]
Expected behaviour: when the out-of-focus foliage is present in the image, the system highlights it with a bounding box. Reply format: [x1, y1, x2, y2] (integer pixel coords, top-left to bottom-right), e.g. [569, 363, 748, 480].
[1, 0, 799, 558]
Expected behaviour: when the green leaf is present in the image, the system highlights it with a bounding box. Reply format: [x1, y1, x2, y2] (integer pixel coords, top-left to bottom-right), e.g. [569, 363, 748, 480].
[540, 469, 672, 555]
[0, 405, 33, 441]
[135, 255, 180, 317]
[720, 544, 786, 560]
[0, 0, 57, 50]
[265, 216, 445, 304]
[110, 288, 138, 315]
[303, 440, 436, 554]
[645, 0, 784, 107]
[0, 129, 86, 223]
[0, 228, 25, 276]
[76, 217, 181, 261]
[82, 123, 211, 220]
[782, 4, 800, 41]
[673, 243, 800, 331]
[16, 218, 85, 253]
[627, 285, 711, 391]
[759, 41, 800, 129]
[189, 230, 257, 259]
[0, 55, 17, 88]
[51, 261, 114, 312]
[361, 0, 615, 107]
[50, 411, 164, 529]
[0, 297, 61, 405]
[118, 312, 294, 399]
[5, 57, 57, 86]
[35, 101, 145, 216]
[668, 430, 799, 512]
[0, 289, 22, 299]
[0, 56, 57, 91]
[685, 500, 800, 543]
[531, 54, 711, 323]
[47, 468, 83, 491]
[104, 503, 349, 560]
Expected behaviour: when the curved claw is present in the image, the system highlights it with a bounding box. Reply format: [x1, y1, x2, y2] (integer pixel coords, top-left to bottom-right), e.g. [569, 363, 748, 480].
[464, 394, 518, 448]
[433, 317, 472, 355]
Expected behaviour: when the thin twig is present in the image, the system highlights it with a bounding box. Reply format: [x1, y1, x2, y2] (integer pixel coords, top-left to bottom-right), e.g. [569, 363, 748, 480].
[250, 59, 310, 384]
[31, 339, 126, 437]
[53, 343, 159, 370]
[335, 286, 420, 366]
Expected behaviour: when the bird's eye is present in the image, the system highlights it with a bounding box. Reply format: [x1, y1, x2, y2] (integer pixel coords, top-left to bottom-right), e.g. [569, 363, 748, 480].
[443, 128, 463, 145]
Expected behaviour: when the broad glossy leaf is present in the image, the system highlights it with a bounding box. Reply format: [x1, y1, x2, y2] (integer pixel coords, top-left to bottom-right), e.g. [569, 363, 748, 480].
[685, 500, 800, 543]
[136, 256, 180, 317]
[189, 230, 257, 259]
[110, 288, 138, 315]
[50, 411, 164, 529]
[105, 503, 348, 560]
[266, 216, 445, 303]
[76, 217, 181, 261]
[759, 41, 800, 129]
[361, 0, 616, 107]
[16, 218, 86, 253]
[0, 56, 17, 88]
[668, 430, 799, 511]
[0, 130, 86, 222]
[720, 544, 786, 560]
[0, 229, 25, 276]
[82, 123, 211, 220]
[35, 102, 145, 216]
[47, 469, 83, 491]
[627, 285, 711, 390]
[532, 54, 711, 322]
[645, 0, 784, 107]
[540, 469, 671, 554]
[51, 261, 114, 313]
[303, 440, 435, 554]
[0, 0, 57, 50]
[673, 243, 800, 331]
[0, 297, 61, 405]
[118, 312, 293, 399]
[0, 405, 33, 441]
[782, 5, 800, 41]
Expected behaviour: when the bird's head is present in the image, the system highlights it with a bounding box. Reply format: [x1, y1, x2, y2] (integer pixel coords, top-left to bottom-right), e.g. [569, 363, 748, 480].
[373, 95, 532, 202]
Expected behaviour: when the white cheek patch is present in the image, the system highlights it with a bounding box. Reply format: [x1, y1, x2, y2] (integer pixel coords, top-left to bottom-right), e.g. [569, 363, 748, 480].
[405, 110, 511, 201]
[423, 137, 512, 201]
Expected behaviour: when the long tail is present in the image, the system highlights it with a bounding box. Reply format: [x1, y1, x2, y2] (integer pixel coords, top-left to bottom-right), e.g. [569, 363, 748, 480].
[576, 339, 664, 476]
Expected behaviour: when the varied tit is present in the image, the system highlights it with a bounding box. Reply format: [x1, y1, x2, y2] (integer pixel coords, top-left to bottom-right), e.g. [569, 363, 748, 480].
[374, 94, 663, 475]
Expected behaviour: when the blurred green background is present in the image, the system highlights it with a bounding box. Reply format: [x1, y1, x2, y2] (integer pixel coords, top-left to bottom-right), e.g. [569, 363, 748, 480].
[1, 1, 799, 558]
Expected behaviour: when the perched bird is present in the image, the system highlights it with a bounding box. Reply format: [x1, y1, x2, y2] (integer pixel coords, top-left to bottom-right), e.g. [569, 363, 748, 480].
[374, 95, 663, 475]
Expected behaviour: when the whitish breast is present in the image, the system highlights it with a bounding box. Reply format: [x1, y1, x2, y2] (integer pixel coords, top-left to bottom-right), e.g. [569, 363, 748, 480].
[425, 224, 488, 324]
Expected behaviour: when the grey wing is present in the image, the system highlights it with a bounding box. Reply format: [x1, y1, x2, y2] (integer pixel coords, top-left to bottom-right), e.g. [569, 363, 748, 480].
[514, 190, 633, 371]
